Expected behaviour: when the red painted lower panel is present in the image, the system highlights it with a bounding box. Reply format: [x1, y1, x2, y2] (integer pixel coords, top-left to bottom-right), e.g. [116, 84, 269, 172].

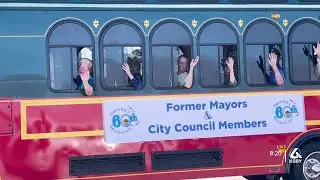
[0, 129, 297, 180]
[305, 96, 320, 120]
[0, 101, 12, 134]
[26, 104, 102, 134]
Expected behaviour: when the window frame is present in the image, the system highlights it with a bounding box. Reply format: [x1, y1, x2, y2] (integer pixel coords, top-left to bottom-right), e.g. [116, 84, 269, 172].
[243, 19, 285, 87]
[288, 19, 320, 85]
[46, 19, 95, 93]
[99, 20, 145, 90]
[149, 20, 193, 90]
[197, 20, 240, 88]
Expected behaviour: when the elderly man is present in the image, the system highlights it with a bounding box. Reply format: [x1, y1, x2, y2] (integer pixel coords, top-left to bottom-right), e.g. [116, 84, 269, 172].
[176, 55, 199, 88]
[73, 48, 94, 96]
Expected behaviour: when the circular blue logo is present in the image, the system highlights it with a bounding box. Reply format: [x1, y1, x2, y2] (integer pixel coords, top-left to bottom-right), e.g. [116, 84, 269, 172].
[274, 100, 299, 124]
[110, 107, 139, 134]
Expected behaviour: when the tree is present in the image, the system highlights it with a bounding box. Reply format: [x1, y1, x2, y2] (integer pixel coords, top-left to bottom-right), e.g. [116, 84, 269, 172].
[130, 48, 142, 63]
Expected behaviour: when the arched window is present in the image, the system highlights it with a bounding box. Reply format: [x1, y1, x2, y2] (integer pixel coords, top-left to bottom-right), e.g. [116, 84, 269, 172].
[150, 21, 192, 89]
[198, 21, 239, 87]
[244, 20, 284, 86]
[100, 21, 144, 89]
[289, 19, 320, 84]
[47, 20, 94, 91]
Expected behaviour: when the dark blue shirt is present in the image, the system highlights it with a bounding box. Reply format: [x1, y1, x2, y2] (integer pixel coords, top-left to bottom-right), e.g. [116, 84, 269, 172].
[73, 75, 95, 96]
[269, 66, 285, 85]
[129, 73, 143, 90]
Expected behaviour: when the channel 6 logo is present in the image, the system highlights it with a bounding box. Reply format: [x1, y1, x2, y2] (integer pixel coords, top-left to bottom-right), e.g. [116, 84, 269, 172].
[110, 106, 139, 134]
[273, 99, 299, 124]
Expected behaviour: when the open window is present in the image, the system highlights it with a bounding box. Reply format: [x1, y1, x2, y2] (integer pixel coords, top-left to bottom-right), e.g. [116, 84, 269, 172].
[150, 21, 192, 89]
[100, 21, 144, 89]
[289, 19, 320, 84]
[244, 20, 284, 86]
[47, 20, 94, 91]
[198, 20, 239, 87]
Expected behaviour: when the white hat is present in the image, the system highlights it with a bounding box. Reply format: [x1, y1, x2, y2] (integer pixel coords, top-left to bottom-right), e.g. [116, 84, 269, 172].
[78, 47, 92, 62]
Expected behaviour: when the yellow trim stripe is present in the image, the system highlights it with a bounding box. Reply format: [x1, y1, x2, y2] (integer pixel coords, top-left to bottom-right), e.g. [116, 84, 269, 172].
[20, 90, 320, 140]
[23, 130, 104, 140]
[306, 120, 320, 126]
[20, 90, 316, 106]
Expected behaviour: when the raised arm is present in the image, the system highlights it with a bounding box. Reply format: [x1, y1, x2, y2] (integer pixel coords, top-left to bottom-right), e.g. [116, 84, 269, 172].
[256, 55, 271, 83]
[122, 63, 143, 90]
[313, 42, 320, 80]
[226, 57, 237, 86]
[184, 56, 199, 89]
[269, 53, 284, 86]
[81, 71, 94, 96]
[314, 58, 320, 80]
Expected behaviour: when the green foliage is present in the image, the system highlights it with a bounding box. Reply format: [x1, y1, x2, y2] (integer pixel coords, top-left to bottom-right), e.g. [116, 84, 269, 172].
[129, 48, 142, 63]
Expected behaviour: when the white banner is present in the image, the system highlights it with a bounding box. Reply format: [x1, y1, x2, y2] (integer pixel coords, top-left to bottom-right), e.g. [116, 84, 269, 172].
[103, 94, 306, 144]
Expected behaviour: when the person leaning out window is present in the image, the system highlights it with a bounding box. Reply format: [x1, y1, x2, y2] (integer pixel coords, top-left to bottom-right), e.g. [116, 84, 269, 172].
[122, 57, 143, 90]
[177, 55, 199, 88]
[256, 46, 285, 86]
[73, 58, 95, 96]
[221, 46, 238, 87]
[303, 41, 320, 80]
